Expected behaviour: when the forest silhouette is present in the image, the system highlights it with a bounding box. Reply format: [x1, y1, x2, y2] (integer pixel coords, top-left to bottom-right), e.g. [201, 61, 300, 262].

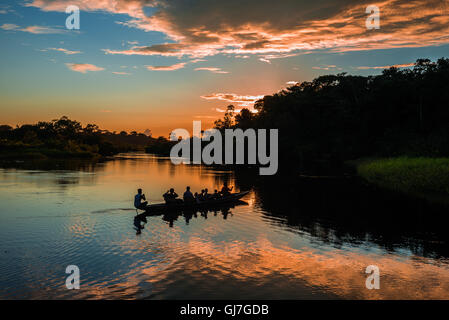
[0, 116, 173, 159]
[214, 58, 449, 173]
[2, 58, 448, 173]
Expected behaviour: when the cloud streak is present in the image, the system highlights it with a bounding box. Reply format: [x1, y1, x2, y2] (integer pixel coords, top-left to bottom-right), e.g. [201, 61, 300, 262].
[312, 65, 341, 70]
[112, 71, 131, 75]
[47, 47, 82, 54]
[146, 62, 186, 71]
[66, 63, 105, 73]
[0, 23, 19, 30]
[1, 23, 66, 34]
[25, 0, 449, 59]
[201, 93, 264, 107]
[194, 67, 229, 74]
[357, 63, 415, 70]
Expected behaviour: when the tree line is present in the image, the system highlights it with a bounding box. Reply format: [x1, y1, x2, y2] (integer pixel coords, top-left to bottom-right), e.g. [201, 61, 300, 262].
[0, 116, 173, 159]
[214, 58, 449, 174]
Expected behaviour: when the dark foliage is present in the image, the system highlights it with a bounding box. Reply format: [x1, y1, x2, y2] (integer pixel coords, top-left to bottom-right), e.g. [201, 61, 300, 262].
[0, 116, 162, 159]
[215, 58, 449, 173]
[145, 136, 177, 156]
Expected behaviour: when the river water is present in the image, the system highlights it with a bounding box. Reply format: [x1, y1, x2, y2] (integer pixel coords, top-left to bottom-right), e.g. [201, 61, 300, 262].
[0, 153, 448, 299]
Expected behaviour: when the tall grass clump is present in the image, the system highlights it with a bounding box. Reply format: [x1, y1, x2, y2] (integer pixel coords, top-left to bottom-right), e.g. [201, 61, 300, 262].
[357, 157, 449, 195]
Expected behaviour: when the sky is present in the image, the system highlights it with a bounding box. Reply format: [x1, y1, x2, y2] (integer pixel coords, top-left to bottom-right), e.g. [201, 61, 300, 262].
[1, 0, 448, 137]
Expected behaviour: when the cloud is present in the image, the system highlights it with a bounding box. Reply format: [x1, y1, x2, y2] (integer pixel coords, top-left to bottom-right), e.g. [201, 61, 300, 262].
[21, 25, 65, 34]
[312, 65, 338, 70]
[26, 0, 449, 59]
[146, 62, 186, 71]
[0, 23, 19, 31]
[190, 58, 206, 63]
[66, 63, 105, 73]
[286, 81, 299, 85]
[112, 71, 131, 75]
[201, 93, 264, 107]
[47, 47, 82, 54]
[194, 67, 229, 74]
[0, 7, 15, 15]
[0, 23, 65, 34]
[357, 63, 415, 70]
[258, 53, 300, 64]
[104, 43, 188, 57]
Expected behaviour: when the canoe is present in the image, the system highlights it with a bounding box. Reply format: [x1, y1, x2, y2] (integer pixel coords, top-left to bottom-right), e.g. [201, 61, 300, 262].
[143, 191, 249, 212]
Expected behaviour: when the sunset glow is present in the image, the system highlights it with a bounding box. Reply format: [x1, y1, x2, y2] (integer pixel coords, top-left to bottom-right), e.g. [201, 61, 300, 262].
[1, 0, 448, 135]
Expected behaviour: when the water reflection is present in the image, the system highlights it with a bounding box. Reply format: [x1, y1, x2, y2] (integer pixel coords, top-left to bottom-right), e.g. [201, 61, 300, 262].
[0, 153, 448, 299]
[134, 201, 246, 234]
[244, 175, 449, 259]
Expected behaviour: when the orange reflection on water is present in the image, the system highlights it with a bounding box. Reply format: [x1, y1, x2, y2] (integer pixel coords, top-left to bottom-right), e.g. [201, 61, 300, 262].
[99, 155, 236, 203]
[136, 235, 449, 299]
[12, 154, 448, 299]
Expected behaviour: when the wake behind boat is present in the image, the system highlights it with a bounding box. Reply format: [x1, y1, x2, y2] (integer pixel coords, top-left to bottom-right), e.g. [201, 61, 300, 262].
[143, 191, 249, 213]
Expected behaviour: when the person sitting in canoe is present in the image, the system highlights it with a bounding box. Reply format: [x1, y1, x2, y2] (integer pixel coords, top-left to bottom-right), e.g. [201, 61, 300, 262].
[212, 189, 220, 200]
[134, 188, 148, 210]
[198, 189, 207, 202]
[220, 184, 233, 196]
[163, 188, 182, 204]
[194, 192, 201, 203]
[183, 186, 195, 204]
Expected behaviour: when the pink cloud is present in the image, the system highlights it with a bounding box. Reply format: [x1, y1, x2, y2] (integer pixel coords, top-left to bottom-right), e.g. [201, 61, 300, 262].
[357, 63, 415, 70]
[312, 65, 339, 70]
[0, 23, 64, 34]
[258, 53, 300, 64]
[194, 67, 229, 74]
[201, 93, 265, 107]
[66, 63, 105, 73]
[146, 62, 186, 71]
[48, 47, 82, 54]
[112, 71, 131, 75]
[104, 43, 188, 57]
[21, 25, 65, 34]
[27, 0, 449, 59]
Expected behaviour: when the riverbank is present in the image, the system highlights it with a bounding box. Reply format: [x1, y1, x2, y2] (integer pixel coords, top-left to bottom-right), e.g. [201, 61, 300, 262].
[354, 157, 449, 203]
[0, 144, 100, 160]
[0, 117, 157, 161]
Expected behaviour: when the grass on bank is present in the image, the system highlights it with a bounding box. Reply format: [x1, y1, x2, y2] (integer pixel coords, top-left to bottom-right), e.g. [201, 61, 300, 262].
[356, 157, 449, 196]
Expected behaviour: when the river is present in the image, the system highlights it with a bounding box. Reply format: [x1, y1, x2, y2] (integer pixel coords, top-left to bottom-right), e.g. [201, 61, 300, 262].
[0, 153, 448, 299]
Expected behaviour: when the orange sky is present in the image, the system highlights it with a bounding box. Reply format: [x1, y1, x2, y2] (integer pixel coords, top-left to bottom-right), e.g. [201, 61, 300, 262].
[1, 0, 449, 136]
